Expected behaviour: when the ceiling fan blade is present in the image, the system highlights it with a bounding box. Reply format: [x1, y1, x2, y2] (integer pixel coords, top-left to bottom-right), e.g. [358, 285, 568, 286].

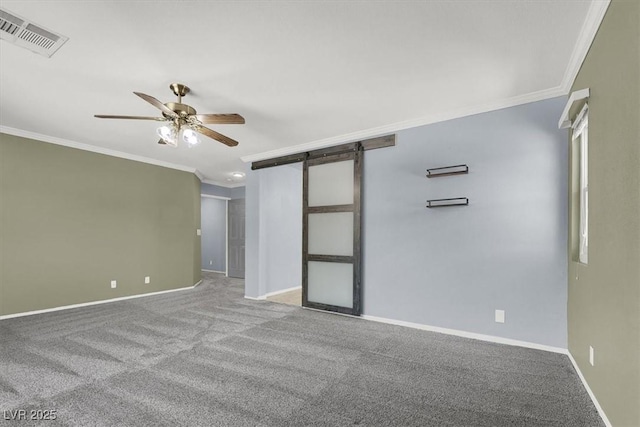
[195, 114, 245, 124]
[195, 126, 239, 147]
[95, 114, 167, 121]
[157, 139, 167, 145]
[133, 92, 178, 118]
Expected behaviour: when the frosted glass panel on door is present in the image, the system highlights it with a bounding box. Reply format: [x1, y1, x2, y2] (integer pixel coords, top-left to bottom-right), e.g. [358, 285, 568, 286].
[308, 212, 353, 256]
[307, 262, 353, 308]
[308, 160, 354, 207]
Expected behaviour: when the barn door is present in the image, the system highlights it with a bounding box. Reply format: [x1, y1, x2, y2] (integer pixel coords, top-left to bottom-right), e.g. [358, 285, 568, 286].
[302, 144, 362, 316]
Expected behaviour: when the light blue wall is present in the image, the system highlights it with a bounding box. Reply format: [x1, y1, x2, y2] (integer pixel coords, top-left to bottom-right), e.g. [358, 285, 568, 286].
[363, 97, 568, 348]
[245, 165, 262, 298]
[244, 163, 302, 298]
[201, 197, 227, 272]
[262, 164, 303, 294]
[244, 97, 568, 347]
[201, 183, 231, 198]
[200, 182, 245, 199]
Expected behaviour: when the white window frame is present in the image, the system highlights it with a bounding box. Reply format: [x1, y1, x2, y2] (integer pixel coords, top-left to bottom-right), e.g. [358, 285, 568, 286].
[573, 104, 589, 264]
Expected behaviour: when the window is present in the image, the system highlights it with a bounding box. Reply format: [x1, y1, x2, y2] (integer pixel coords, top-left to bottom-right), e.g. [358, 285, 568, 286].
[573, 104, 589, 264]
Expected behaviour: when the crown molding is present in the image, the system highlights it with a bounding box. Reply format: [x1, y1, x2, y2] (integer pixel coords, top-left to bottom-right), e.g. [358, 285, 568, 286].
[559, 0, 610, 94]
[1, 126, 200, 175]
[241, 85, 565, 163]
[241, 1, 609, 164]
[558, 88, 590, 129]
[1, 126, 247, 186]
[194, 169, 205, 181]
[4, 2, 608, 174]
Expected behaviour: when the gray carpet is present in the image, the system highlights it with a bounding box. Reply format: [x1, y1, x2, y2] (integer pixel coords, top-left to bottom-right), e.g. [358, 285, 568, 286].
[0, 272, 603, 426]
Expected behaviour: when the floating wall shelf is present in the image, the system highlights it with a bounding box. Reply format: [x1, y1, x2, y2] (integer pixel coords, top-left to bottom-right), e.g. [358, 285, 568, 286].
[426, 164, 468, 178]
[426, 197, 469, 208]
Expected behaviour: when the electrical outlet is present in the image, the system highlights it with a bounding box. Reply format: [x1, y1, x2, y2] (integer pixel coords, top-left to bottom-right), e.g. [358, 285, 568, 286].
[144, 276, 150, 284]
[196, 229, 201, 236]
[209, 260, 213, 265]
[589, 346, 594, 366]
[110, 280, 117, 289]
[495, 310, 505, 323]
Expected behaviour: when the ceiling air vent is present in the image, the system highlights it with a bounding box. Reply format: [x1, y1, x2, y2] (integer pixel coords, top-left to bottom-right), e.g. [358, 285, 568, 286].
[0, 8, 68, 57]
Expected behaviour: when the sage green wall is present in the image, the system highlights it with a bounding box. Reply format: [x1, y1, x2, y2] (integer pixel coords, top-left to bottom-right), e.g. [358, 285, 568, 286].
[0, 133, 202, 316]
[568, 1, 639, 426]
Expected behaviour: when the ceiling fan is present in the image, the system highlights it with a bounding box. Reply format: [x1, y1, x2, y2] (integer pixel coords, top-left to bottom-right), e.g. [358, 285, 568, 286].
[94, 83, 244, 147]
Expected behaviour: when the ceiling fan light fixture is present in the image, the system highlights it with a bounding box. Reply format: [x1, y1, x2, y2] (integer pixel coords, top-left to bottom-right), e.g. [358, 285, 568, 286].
[157, 124, 177, 146]
[182, 128, 200, 146]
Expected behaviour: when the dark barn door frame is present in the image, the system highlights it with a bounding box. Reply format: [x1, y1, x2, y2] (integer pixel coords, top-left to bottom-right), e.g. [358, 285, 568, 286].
[303, 145, 363, 315]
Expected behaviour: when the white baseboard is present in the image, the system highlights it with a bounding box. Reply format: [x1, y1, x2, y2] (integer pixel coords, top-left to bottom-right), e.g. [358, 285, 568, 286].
[0, 282, 201, 321]
[244, 285, 301, 301]
[192, 280, 203, 288]
[201, 269, 226, 274]
[567, 351, 612, 427]
[361, 314, 568, 354]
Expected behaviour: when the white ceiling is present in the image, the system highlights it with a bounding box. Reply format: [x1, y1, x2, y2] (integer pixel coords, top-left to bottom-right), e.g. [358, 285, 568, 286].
[0, 1, 606, 186]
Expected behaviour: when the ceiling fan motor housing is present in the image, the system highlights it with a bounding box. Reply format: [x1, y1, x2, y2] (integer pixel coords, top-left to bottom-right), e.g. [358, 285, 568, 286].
[164, 83, 195, 118]
[163, 102, 196, 118]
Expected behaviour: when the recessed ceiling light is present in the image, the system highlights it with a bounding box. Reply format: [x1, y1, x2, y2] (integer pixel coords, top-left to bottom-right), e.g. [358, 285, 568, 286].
[231, 172, 245, 179]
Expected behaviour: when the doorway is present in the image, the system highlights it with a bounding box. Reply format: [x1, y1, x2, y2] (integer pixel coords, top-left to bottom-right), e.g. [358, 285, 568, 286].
[247, 135, 393, 307]
[228, 198, 246, 278]
[201, 195, 228, 274]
